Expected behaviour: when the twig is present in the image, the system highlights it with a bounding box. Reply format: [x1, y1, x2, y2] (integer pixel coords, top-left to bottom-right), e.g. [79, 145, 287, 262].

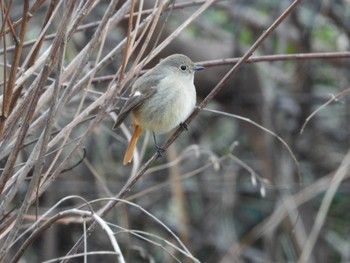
[220, 165, 350, 261]
[0, 0, 46, 36]
[92, 198, 198, 261]
[36, 0, 123, 203]
[202, 107, 301, 182]
[118, 0, 136, 83]
[22, 0, 59, 69]
[196, 51, 350, 67]
[88, 51, 350, 83]
[138, 0, 218, 69]
[11, 209, 126, 263]
[0, 2, 61, 195]
[0, 1, 17, 43]
[300, 87, 350, 134]
[0, 0, 206, 55]
[298, 149, 350, 263]
[0, 0, 30, 137]
[42, 251, 121, 263]
[0, 2, 75, 261]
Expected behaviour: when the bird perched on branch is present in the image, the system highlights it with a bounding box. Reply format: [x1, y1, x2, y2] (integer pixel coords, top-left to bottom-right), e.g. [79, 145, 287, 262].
[113, 54, 204, 165]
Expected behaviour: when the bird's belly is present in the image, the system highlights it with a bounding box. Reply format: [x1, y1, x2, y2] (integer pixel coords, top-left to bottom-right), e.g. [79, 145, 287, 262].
[133, 87, 196, 133]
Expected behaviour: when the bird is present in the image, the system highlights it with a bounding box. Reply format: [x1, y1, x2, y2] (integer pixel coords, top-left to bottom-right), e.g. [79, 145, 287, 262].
[113, 54, 204, 165]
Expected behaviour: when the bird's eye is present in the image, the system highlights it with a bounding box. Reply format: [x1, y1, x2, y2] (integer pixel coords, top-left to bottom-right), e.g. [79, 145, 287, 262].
[180, 65, 187, 71]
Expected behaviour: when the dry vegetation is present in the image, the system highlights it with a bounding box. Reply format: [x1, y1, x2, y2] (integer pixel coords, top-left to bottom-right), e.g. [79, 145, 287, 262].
[1, 0, 350, 262]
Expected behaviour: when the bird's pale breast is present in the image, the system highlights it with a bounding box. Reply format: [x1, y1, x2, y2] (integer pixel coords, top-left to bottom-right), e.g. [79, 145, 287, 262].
[133, 74, 196, 133]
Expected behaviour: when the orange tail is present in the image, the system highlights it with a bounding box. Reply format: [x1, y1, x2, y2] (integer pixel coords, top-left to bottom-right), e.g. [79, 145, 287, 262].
[123, 120, 143, 165]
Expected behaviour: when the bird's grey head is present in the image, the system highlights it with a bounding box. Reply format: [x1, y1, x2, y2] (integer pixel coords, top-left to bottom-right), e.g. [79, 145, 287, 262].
[158, 54, 204, 76]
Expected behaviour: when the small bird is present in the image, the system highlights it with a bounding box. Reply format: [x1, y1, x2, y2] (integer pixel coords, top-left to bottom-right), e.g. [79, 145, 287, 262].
[113, 54, 204, 165]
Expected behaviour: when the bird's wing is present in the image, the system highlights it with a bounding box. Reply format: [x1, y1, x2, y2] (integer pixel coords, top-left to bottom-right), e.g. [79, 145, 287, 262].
[112, 87, 156, 130]
[112, 68, 164, 129]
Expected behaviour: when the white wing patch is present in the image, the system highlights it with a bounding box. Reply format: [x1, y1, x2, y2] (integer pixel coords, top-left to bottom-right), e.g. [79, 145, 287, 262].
[133, 91, 142, 97]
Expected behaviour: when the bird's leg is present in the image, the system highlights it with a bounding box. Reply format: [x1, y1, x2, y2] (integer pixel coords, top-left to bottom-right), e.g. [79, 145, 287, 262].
[152, 132, 165, 157]
[179, 122, 188, 131]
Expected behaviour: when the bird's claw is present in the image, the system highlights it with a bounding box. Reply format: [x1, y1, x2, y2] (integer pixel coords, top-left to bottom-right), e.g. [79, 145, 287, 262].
[156, 146, 165, 158]
[180, 122, 188, 130]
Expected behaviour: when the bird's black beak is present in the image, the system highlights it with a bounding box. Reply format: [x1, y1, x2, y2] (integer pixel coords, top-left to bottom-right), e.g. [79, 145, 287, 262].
[194, 65, 205, 71]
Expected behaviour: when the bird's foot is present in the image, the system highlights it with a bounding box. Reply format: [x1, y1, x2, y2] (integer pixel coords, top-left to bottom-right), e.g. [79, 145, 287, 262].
[180, 122, 188, 131]
[155, 146, 165, 158]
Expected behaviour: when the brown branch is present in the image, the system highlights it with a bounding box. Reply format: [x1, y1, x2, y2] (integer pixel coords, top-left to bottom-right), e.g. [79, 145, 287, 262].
[0, 1, 9, 127]
[89, 51, 350, 83]
[0, 0, 18, 42]
[1, 0, 47, 36]
[66, 0, 97, 41]
[0, 0, 30, 137]
[0, 3, 76, 260]
[127, 0, 208, 18]
[118, 0, 136, 83]
[6, 1, 62, 126]
[25, 0, 60, 68]
[197, 51, 350, 67]
[0, 0, 207, 55]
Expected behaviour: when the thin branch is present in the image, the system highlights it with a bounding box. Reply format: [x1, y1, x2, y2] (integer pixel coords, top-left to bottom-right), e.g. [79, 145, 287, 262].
[0, 0, 46, 36]
[0, 0, 208, 55]
[300, 87, 350, 134]
[137, 0, 218, 70]
[0, 2, 75, 261]
[202, 107, 301, 182]
[12, 209, 125, 263]
[298, 149, 350, 263]
[118, 0, 136, 83]
[196, 51, 350, 67]
[220, 166, 350, 261]
[89, 51, 350, 84]
[0, 0, 30, 136]
[42, 251, 121, 263]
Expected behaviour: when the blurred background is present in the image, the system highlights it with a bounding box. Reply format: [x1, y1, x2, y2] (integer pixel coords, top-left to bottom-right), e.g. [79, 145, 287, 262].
[1, 0, 350, 262]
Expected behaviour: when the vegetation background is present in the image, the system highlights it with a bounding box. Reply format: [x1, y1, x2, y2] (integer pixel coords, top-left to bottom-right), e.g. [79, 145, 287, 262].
[0, 0, 350, 262]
